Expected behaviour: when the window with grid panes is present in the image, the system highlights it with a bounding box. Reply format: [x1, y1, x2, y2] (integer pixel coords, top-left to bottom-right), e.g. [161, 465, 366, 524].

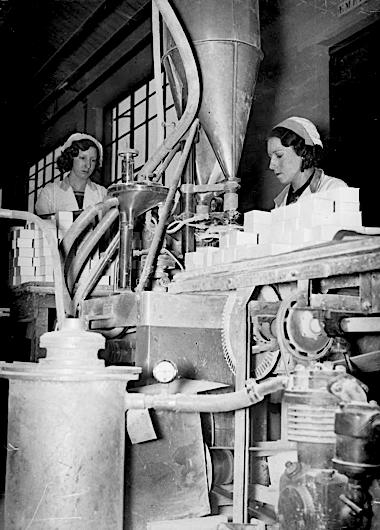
[108, 74, 178, 184]
[28, 74, 178, 212]
[28, 147, 62, 212]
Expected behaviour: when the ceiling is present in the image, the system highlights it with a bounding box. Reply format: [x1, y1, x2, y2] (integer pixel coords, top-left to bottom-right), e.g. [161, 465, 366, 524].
[0, 0, 150, 104]
[0, 0, 151, 181]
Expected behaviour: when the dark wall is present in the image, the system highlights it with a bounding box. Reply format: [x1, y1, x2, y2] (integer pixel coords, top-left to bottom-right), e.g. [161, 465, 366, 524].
[330, 21, 380, 227]
[0, 2, 44, 210]
[238, 0, 380, 213]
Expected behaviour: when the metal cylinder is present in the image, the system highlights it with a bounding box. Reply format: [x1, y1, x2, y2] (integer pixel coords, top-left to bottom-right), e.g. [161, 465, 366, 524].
[283, 364, 344, 469]
[333, 402, 380, 478]
[119, 209, 134, 289]
[5, 379, 126, 529]
[0, 319, 140, 529]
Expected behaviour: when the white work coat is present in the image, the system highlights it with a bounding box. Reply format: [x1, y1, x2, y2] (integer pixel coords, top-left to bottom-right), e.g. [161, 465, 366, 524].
[273, 169, 347, 208]
[35, 176, 107, 215]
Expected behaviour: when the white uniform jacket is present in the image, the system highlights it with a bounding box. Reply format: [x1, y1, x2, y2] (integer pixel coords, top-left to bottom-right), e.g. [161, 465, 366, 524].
[35, 176, 107, 215]
[273, 169, 347, 208]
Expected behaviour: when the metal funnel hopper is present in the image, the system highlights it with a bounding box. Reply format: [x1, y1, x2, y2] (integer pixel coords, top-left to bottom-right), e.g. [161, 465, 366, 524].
[107, 182, 168, 290]
[195, 127, 220, 186]
[108, 182, 168, 221]
[163, 0, 262, 181]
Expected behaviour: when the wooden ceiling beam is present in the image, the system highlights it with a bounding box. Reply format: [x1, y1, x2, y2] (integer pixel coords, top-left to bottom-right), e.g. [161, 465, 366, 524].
[34, 2, 151, 111]
[40, 31, 151, 128]
[33, 0, 135, 81]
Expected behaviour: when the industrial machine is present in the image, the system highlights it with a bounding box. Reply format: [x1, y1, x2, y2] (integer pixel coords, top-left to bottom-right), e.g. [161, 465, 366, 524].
[0, 0, 380, 529]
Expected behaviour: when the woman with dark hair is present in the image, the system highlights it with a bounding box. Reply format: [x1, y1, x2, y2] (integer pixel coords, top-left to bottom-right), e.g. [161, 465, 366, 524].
[267, 117, 347, 207]
[35, 133, 107, 215]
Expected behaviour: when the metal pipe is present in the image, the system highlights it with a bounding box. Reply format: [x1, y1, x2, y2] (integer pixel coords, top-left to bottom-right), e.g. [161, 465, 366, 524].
[138, 0, 200, 178]
[0, 208, 66, 327]
[118, 210, 134, 289]
[60, 197, 119, 261]
[73, 232, 119, 314]
[152, 143, 181, 183]
[66, 208, 119, 295]
[125, 376, 288, 412]
[136, 118, 199, 292]
[152, 1, 165, 148]
[181, 145, 196, 254]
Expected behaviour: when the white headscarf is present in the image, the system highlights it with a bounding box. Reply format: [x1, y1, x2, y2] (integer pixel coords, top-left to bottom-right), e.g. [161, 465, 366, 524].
[61, 133, 103, 167]
[273, 117, 323, 147]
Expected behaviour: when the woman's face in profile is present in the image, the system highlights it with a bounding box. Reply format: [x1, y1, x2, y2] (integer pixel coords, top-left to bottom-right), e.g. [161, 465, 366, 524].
[267, 136, 302, 186]
[71, 146, 98, 181]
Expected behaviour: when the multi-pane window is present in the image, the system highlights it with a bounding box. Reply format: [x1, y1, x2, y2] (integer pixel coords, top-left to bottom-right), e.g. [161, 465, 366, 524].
[108, 74, 178, 183]
[28, 73, 177, 212]
[28, 147, 62, 212]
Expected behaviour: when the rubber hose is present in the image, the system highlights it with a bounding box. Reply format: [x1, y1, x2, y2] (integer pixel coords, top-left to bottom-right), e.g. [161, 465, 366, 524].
[125, 376, 288, 413]
[73, 232, 119, 314]
[66, 208, 119, 295]
[61, 197, 118, 261]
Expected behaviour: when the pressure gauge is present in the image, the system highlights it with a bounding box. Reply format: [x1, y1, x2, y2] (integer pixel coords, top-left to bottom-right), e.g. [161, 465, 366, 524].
[152, 360, 178, 384]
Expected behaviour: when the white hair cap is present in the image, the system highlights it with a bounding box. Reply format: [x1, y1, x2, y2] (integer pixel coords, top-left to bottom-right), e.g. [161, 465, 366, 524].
[273, 117, 323, 147]
[61, 133, 103, 167]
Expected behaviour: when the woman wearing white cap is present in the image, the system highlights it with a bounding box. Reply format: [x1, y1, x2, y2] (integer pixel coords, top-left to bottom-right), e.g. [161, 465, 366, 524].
[35, 133, 107, 215]
[267, 117, 347, 207]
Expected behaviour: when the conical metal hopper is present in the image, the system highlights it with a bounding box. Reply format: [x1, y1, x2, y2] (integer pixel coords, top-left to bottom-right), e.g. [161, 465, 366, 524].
[162, 0, 262, 182]
[195, 127, 220, 186]
[108, 182, 168, 221]
[107, 182, 168, 289]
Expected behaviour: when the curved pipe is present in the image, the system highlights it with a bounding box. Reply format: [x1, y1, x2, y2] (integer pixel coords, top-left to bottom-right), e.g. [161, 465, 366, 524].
[66, 208, 119, 296]
[152, 143, 182, 183]
[0, 209, 66, 328]
[125, 376, 288, 413]
[73, 232, 119, 314]
[138, 0, 200, 179]
[136, 118, 199, 292]
[61, 197, 119, 261]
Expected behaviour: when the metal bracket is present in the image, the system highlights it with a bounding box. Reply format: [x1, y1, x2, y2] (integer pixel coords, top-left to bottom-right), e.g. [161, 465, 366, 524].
[296, 278, 312, 307]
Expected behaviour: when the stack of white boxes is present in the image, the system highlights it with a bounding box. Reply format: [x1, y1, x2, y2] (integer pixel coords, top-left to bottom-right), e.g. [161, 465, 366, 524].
[9, 212, 115, 287]
[185, 187, 362, 270]
[9, 222, 55, 285]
